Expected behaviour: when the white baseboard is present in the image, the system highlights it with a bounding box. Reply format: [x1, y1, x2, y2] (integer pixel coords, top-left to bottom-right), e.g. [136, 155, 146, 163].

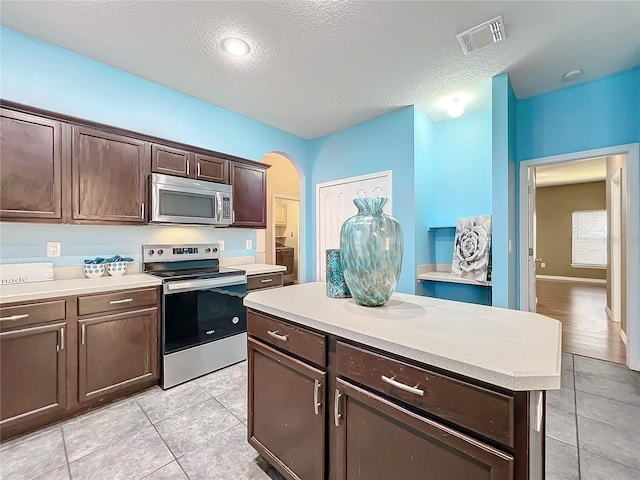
[536, 275, 606, 284]
[621, 329, 627, 346]
[605, 306, 613, 321]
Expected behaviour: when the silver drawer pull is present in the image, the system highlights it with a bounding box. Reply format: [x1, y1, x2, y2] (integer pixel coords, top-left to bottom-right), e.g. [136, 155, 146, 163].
[334, 389, 342, 426]
[60, 327, 65, 351]
[267, 330, 288, 342]
[109, 298, 134, 305]
[0, 314, 29, 321]
[381, 375, 424, 396]
[260, 279, 274, 283]
[81, 324, 86, 345]
[313, 379, 322, 415]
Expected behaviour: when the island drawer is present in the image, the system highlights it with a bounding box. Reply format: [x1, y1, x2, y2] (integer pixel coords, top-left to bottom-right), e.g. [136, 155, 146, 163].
[248, 310, 326, 367]
[247, 272, 283, 291]
[336, 341, 515, 448]
[77, 288, 158, 316]
[0, 299, 66, 330]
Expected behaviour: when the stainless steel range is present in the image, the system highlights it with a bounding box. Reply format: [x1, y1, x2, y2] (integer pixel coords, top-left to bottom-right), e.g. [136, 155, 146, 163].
[142, 243, 247, 389]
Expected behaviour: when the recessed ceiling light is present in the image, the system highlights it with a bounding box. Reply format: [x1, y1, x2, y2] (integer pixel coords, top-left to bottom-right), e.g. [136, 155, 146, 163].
[447, 98, 464, 118]
[222, 37, 250, 57]
[562, 69, 583, 81]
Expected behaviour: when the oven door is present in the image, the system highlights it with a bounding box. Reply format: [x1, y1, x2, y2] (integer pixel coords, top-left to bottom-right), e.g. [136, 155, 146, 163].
[162, 279, 247, 355]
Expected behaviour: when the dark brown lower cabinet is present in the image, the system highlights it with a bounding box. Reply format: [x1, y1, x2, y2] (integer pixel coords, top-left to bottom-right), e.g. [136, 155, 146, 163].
[248, 338, 325, 480]
[334, 378, 513, 480]
[78, 307, 158, 401]
[0, 322, 67, 429]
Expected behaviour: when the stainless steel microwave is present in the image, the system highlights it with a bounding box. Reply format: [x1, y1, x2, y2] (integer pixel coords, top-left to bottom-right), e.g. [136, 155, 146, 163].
[149, 173, 234, 226]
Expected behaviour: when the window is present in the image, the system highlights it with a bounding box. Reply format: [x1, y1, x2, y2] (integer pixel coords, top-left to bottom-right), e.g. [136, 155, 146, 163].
[571, 210, 607, 268]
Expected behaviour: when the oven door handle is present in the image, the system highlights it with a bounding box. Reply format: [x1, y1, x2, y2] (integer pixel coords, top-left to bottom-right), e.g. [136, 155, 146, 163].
[163, 275, 247, 294]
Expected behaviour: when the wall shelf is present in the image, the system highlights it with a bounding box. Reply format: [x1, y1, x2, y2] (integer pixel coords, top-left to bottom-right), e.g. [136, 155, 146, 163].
[417, 264, 491, 287]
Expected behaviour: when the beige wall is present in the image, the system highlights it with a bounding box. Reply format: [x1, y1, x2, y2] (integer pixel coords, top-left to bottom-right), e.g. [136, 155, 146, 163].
[606, 154, 627, 335]
[536, 181, 606, 279]
[275, 197, 300, 282]
[260, 153, 300, 265]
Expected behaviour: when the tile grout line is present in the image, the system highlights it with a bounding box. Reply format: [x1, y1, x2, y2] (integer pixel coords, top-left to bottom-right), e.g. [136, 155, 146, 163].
[59, 424, 73, 480]
[572, 355, 582, 480]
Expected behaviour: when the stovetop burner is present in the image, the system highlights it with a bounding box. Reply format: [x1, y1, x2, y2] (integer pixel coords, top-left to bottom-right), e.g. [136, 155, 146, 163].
[146, 267, 245, 282]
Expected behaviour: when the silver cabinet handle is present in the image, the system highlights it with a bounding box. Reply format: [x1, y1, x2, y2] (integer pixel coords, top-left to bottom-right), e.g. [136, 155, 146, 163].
[197, 162, 201, 177]
[0, 313, 29, 322]
[313, 379, 322, 415]
[60, 326, 65, 351]
[334, 389, 342, 427]
[267, 330, 288, 342]
[81, 324, 86, 345]
[381, 375, 424, 397]
[260, 279, 273, 283]
[109, 298, 133, 305]
[140, 203, 145, 219]
[186, 159, 190, 176]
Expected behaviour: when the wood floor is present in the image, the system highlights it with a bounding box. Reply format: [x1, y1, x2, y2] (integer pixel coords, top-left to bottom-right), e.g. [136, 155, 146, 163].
[536, 279, 626, 364]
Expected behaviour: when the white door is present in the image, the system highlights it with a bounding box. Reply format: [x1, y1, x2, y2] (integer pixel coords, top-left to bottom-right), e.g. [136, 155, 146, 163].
[611, 169, 622, 323]
[527, 167, 538, 312]
[316, 171, 392, 281]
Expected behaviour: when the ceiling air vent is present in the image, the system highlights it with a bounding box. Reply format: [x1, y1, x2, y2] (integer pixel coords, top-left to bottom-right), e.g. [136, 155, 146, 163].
[456, 16, 506, 55]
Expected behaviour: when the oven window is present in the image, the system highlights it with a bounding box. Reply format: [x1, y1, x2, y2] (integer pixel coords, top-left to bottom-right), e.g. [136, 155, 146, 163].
[160, 190, 215, 218]
[163, 284, 247, 354]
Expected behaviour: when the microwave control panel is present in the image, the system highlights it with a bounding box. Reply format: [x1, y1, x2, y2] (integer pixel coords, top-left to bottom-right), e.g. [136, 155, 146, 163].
[222, 196, 232, 220]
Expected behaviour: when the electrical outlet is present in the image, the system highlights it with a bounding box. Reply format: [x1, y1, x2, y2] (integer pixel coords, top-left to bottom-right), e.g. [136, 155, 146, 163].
[47, 241, 61, 257]
[541, 262, 546, 268]
[218, 241, 225, 251]
[246, 240, 253, 249]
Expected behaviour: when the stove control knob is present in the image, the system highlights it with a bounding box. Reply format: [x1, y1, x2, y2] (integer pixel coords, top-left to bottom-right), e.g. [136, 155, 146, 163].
[157, 249, 163, 255]
[212, 247, 218, 253]
[205, 248, 211, 253]
[232, 317, 239, 324]
[148, 249, 154, 255]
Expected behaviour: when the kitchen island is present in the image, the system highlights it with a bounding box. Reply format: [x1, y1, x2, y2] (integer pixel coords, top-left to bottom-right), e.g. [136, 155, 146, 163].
[244, 282, 562, 480]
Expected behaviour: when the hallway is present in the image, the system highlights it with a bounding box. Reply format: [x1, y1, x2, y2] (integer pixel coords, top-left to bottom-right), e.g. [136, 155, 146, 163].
[536, 279, 626, 364]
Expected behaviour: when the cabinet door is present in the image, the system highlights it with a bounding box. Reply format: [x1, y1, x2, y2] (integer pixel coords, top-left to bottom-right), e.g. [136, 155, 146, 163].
[248, 338, 325, 480]
[72, 126, 148, 223]
[334, 378, 513, 480]
[195, 154, 228, 183]
[230, 162, 267, 228]
[78, 307, 158, 402]
[0, 109, 63, 220]
[151, 144, 192, 178]
[0, 323, 67, 428]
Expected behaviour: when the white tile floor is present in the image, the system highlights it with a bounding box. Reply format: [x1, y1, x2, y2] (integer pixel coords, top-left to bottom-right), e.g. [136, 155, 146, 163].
[1, 354, 639, 479]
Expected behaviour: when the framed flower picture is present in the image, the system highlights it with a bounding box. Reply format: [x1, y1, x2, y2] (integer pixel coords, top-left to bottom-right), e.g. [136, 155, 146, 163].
[451, 215, 492, 281]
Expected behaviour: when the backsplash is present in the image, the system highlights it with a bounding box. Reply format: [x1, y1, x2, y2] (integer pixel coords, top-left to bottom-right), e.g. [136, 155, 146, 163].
[0, 223, 257, 269]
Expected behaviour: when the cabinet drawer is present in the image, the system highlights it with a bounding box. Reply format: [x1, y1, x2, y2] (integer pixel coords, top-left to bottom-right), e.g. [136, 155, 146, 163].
[247, 272, 283, 291]
[248, 310, 325, 367]
[0, 300, 66, 330]
[77, 288, 158, 316]
[336, 342, 515, 447]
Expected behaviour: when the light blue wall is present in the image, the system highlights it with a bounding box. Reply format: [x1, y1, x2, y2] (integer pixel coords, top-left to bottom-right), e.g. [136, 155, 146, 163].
[427, 108, 493, 227]
[517, 68, 640, 161]
[307, 107, 416, 294]
[0, 27, 309, 270]
[491, 74, 518, 309]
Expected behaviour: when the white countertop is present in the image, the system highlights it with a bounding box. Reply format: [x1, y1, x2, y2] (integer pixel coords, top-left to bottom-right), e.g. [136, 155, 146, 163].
[0, 274, 162, 304]
[230, 263, 287, 275]
[244, 282, 562, 391]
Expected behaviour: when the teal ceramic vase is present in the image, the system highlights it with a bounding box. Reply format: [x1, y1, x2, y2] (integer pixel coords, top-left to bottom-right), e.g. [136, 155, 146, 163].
[339, 197, 403, 307]
[325, 249, 351, 298]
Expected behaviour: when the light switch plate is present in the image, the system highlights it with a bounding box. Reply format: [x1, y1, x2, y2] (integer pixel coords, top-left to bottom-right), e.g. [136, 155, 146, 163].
[246, 240, 252, 249]
[219, 240, 225, 251]
[47, 241, 61, 257]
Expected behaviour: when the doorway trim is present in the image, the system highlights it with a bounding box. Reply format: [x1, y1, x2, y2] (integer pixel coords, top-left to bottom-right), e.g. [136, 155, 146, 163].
[271, 194, 300, 284]
[518, 143, 639, 370]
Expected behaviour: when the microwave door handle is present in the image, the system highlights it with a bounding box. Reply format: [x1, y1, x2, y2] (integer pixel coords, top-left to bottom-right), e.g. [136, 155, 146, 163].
[216, 194, 222, 222]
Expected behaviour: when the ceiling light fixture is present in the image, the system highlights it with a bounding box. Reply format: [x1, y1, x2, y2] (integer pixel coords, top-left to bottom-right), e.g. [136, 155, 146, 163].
[447, 98, 464, 118]
[222, 37, 250, 57]
[562, 69, 583, 81]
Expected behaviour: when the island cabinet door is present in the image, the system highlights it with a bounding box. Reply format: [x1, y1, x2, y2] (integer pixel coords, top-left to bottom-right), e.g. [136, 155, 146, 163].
[248, 337, 325, 480]
[78, 307, 158, 402]
[334, 378, 514, 480]
[0, 322, 67, 429]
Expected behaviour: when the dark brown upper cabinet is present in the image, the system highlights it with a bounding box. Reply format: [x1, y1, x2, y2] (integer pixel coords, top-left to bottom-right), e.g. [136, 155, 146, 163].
[72, 126, 149, 224]
[152, 145, 228, 184]
[0, 108, 64, 221]
[230, 162, 267, 228]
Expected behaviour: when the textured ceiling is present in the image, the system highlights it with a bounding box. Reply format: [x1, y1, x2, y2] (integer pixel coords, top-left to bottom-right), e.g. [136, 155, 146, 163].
[536, 157, 607, 187]
[1, 1, 639, 139]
